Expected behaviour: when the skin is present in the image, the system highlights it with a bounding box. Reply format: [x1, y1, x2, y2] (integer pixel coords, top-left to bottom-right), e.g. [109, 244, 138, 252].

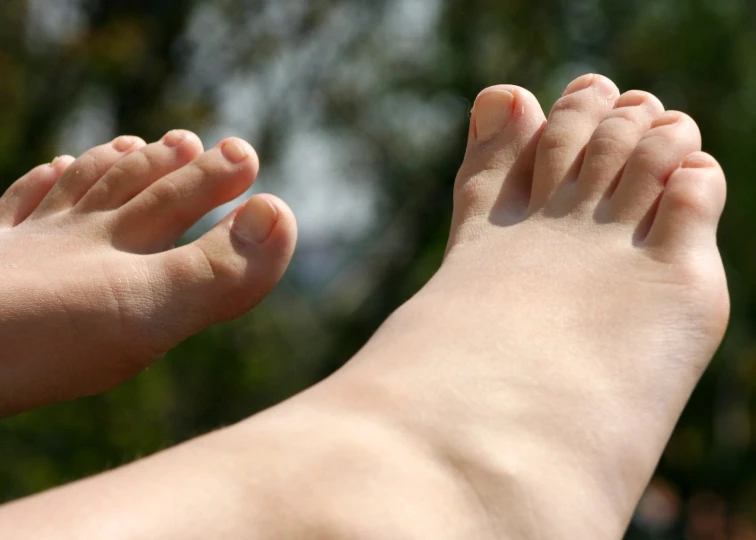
[0, 131, 297, 415]
[0, 74, 729, 539]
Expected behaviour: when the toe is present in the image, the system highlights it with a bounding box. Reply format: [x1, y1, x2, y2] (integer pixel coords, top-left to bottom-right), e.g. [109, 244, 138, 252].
[113, 138, 259, 253]
[0, 155, 75, 227]
[610, 111, 702, 224]
[531, 74, 620, 210]
[31, 136, 146, 215]
[76, 130, 204, 212]
[575, 91, 664, 207]
[644, 152, 726, 252]
[450, 85, 546, 241]
[151, 194, 297, 334]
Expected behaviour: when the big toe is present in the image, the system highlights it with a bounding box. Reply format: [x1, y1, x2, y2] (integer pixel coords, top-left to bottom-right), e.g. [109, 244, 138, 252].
[148, 194, 297, 342]
[450, 85, 546, 246]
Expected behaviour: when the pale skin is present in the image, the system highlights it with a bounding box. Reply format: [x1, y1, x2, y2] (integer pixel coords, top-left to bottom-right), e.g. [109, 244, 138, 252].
[0, 132, 297, 415]
[0, 74, 729, 539]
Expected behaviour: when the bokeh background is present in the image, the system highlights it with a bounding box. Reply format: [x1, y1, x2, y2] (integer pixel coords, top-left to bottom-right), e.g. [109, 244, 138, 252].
[1, 0, 755, 538]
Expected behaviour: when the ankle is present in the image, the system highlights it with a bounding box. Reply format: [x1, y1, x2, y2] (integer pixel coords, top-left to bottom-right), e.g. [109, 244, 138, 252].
[325, 362, 638, 539]
[438, 440, 632, 538]
[219, 392, 499, 539]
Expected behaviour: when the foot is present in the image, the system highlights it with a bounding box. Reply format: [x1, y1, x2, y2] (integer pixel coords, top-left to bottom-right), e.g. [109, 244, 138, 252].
[302, 74, 728, 537]
[0, 75, 729, 540]
[0, 132, 297, 415]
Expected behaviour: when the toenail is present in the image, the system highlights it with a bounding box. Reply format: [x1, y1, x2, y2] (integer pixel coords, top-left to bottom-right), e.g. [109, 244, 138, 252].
[50, 155, 74, 170]
[614, 93, 647, 108]
[221, 139, 250, 163]
[651, 113, 681, 128]
[162, 130, 188, 148]
[113, 136, 139, 152]
[474, 90, 514, 143]
[681, 153, 716, 169]
[562, 74, 596, 96]
[232, 196, 278, 243]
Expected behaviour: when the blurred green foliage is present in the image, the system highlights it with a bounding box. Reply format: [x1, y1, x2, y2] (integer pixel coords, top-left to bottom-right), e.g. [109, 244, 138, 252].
[1, 0, 756, 537]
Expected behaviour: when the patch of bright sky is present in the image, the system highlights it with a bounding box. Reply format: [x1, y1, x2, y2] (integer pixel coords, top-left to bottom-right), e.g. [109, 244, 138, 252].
[369, 91, 462, 160]
[277, 130, 380, 244]
[25, 0, 86, 51]
[382, 0, 442, 60]
[56, 88, 117, 157]
[25, 1, 115, 155]
[187, 0, 446, 252]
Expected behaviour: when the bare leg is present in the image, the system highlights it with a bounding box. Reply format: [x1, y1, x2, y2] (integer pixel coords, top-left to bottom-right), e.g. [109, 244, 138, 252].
[0, 75, 728, 539]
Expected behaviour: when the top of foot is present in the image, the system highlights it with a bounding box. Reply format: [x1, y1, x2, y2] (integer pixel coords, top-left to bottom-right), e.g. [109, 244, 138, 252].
[320, 74, 729, 538]
[0, 131, 297, 415]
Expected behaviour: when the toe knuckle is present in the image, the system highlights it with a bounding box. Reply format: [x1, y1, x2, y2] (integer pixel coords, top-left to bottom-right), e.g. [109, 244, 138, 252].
[103, 163, 129, 186]
[607, 106, 647, 125]
[667, 176, 711, 218]
[69, 153, 98, 180]
[539, 123, 574, 154]
[187, 243, 246, 294]
[588, 130, 632, 158]
[637, 132, 674, 155]
[550, 95, 582, 114]
[147, 175, 181, 205]
[137, 145, 166, 170]
[631, 145, 668, 177]
[192, 154, 230, 178]
[111, 151, 150, 180]
[453, 173, 487, 210]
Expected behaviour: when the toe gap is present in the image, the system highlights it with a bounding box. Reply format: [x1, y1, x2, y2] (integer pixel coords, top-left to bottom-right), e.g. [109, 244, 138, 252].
[632, 194, 663, 246]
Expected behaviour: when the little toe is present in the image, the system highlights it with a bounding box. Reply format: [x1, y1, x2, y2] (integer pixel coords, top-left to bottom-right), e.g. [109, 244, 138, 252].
[151, 194, 297, 335]
[575, 90, 664, 207]
[0, 155, 75, 227]
[531, 74, 620, 210]
[32, 136, 146, 216]
[610, 111, 702, 224]
[644, 152, 726, 252]
[76, 130, 204, 212]
[451, 85, 546, 239]
[114, 138, 259, 253]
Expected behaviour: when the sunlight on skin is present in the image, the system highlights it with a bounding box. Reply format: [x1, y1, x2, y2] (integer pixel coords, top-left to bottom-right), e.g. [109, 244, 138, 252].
[0, 74, 728, 539]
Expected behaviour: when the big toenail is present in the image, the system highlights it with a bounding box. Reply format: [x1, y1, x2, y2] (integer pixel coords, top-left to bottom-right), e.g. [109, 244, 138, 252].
[162, 130, 188, 147]
[221, 139, 249, 163]
[232, 196, 278, 243]
[562, 74, 595, 96]
[113, 136, 138, 152]
[474, 90, 514, 143]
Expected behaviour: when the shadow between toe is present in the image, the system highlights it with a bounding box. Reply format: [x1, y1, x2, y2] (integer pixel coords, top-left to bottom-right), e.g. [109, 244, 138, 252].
[487, 124, 545, 228]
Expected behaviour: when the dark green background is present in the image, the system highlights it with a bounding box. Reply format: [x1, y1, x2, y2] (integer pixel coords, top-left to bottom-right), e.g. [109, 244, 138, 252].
[1, 1, 755, 538]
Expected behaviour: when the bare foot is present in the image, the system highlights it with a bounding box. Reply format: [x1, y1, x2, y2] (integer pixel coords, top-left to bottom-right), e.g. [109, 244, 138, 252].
[310, 73, 730, 537]
[0, 76, 729, 540]
[0, 132, 296, 415]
